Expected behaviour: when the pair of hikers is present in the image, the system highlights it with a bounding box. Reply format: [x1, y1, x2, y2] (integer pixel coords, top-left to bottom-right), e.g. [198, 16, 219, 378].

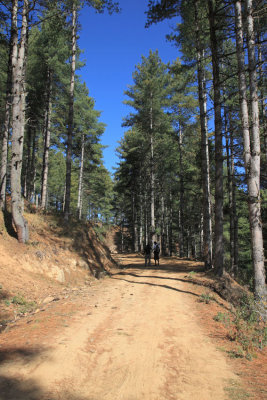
[144, 241, 160, 267]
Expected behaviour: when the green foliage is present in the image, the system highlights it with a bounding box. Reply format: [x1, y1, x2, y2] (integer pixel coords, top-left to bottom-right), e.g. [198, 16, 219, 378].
[188, 271, 196, 278]
[224, 379, 250, 400]
[48, 150, 66, 211]
[115, 50, 201, 255]
[214, 296, 267, 360]
[86, 0, 120, 14]
[11, 295, 37, 314]
[199, 292, 215, 304]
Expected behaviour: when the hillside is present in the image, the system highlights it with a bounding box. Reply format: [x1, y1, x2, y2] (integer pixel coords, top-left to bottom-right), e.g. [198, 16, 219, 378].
[0, 208, 116, 329]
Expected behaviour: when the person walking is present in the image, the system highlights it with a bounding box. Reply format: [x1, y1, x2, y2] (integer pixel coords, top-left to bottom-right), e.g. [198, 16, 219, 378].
[153, 241, 160, 266]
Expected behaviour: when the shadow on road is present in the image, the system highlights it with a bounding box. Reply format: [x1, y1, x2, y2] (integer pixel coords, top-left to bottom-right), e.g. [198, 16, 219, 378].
[111, 273, 200, 298]
[110, 255, 208, 298]
[115, 255, 205, 274]
[0, 346, 89, 400]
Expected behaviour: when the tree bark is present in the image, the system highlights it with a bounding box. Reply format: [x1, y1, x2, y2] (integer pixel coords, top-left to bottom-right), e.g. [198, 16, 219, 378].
[160, 194, 165, 255]
[208, 0, 224, 276]
[0, 1, 18, 210]
[10, 0, 29, 243]
[77, 133, 85, 219]
[64, 1, 77, 220]
[245, 0, 266, 303]
[194, 0, 213, 269]
[225, 120, 235, 273]
[230, 125, 238, 274]
[139, 181, 144, 251]
[134, 196, 138, 252]
[178, 124, 184, 258]
[169, 191, 173, 256]
[235, 0, 266, 314]
[41, 69, 53, 209]
[257, 33, 267, 163]
[150, 93, 155, 241]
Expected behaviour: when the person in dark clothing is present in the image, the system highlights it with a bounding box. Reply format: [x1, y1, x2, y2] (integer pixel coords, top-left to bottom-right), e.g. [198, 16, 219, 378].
[153, 241, 160, 266]
[144, 243, 151, 267]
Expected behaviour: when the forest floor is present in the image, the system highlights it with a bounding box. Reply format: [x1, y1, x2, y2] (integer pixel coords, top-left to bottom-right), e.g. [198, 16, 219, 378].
[0, 252, 266, 400]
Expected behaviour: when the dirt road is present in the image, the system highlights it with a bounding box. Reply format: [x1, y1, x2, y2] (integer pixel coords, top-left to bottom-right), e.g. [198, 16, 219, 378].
[0, 255, 243, 400]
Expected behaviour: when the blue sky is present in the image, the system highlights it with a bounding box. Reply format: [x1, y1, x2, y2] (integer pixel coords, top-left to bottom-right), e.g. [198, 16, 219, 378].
[78, 1, 180, 174]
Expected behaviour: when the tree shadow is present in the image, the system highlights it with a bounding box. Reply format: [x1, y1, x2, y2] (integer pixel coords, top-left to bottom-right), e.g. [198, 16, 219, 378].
[2, 210, 17, 239]
[0, 345, 45, 365]
[114, 270, 194, 284]
[48, 218, 117, 277]
[0, 346, 92, 400]
[0, 288, 12, 330]
[0, 375, 91, 400]
[112, 270, 230, 310]
[111, 274, 200, 298]
[117, 260, 205, 274]
[114, 230, 122, 253]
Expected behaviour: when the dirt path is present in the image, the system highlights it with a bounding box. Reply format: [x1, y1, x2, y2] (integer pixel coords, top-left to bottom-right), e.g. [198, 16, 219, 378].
[0, 255, 246, 400]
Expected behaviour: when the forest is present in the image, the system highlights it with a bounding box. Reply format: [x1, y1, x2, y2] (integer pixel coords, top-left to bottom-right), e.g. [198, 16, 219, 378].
[0, 1, 266, 312]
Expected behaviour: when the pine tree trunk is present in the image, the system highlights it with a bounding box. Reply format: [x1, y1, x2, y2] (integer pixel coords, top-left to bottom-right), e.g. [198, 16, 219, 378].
[139, 200, 143, 251]
[23, 125, 31, 199]
[178, 125, 184, 258]
[245, 0, 266, 304]
[10, 0, 29, 243]
[226, 112, 239, 276]
[0, 101, 10, 210]
[235, 0, 266, 314]
[160, 194, 165, 255]
[41, 69, 53, 209]
[150, 94, 155, 241]
[121, 218, 124, 253]
[77, 133, 84, 219]
[134, 203, 138, 252]
[194, 0, 213, 269]
[257, 33, 266, 162]
[169, 192, 173, 256]
[225, 123, 235, 274]
[0, 2, 18, 210]
[208, 0, 224, 276]
[25, 126, 37, 202]
[64, 1, 77, 220]
[230, 127, 239, 274]
[139, 183, 144, 251]
[200, 213, 203, 257]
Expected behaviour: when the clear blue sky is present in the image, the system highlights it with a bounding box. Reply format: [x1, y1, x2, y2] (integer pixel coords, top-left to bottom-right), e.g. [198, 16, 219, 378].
[78, 1, 180, 174]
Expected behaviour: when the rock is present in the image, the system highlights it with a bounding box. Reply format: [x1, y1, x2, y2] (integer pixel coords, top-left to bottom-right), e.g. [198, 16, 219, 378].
[35, 250, 45, 260]
[48, 265, 65, 283]
[94, 270, 107, 280]
[43, 296, 56, 304]
[77, 259, 89, 269]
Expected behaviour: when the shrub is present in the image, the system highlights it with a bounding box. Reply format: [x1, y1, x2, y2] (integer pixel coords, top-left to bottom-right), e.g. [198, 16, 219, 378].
[199, 292, 215, 304]
[214, 295, 267, 359]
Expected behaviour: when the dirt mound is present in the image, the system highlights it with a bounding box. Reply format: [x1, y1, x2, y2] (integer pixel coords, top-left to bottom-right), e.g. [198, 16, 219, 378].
[0, 209, 116, 328]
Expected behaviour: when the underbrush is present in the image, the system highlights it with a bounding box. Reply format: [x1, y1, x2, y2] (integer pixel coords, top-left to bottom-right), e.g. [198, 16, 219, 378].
[92, 223, 110, 243]
[213, 295, 267, 360]
[199, 292, 216, 304]
[1, 288, 37, 318]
